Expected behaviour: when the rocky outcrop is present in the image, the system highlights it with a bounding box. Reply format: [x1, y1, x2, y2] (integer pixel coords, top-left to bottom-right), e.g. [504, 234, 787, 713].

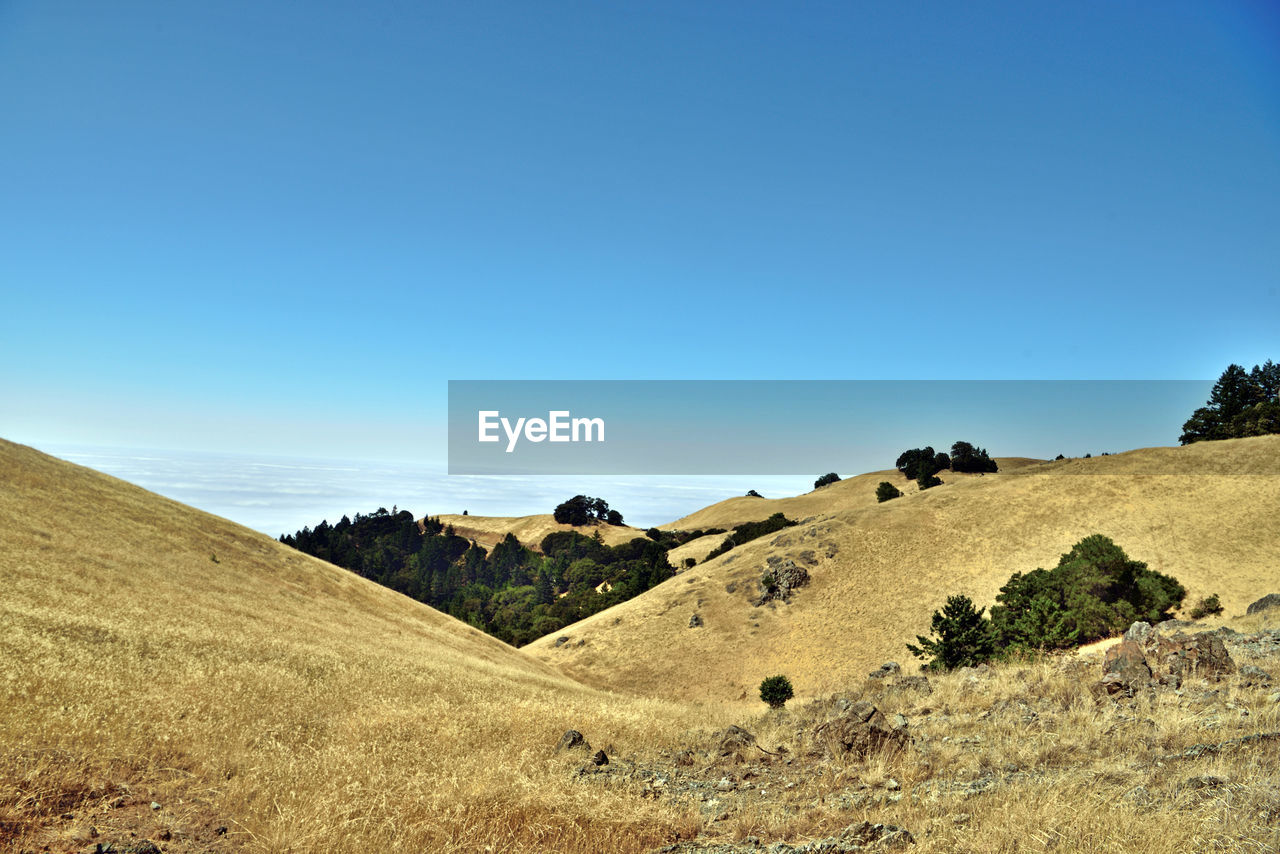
[1095, 623, 1239, 696]
[712, 725, 758, 762]
[1246, 593, 1280, 615]
[812, 701, 910, 759]
[1093, 640, 1152, 696]
[754, 557, 810, 606]
[1150, 631, 1236, 683]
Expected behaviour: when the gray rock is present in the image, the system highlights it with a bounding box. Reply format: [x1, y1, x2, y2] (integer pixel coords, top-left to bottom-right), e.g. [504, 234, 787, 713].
[1124, 621, 1152, 644]
[1246, 593, 1280, 615]
[591, 749, 609, 766]
[689, 613, 704, 628]
[868, 662, 901, 679]
[712, 725, 757, 761]
[753, 559, 811, 606]
[554, 636, 570, 647]
[1239, 664, 1273, 686]
[556, 729, 591, 752]
[1093, 639, 1151, 696]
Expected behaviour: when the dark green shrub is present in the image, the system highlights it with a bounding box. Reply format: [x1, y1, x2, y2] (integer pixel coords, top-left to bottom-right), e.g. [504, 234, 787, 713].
[704, 513, 798, 561]
[917, 472, 942, 490]
[906, 595, 997, 671]
[759, 674, 794, 709]
[1189, 594, 1224, 619]
[989, 534, 1185, 651]
[746, 489, 763, 498]
[814, 472, 841, 489]
[876, 481, 902, 502]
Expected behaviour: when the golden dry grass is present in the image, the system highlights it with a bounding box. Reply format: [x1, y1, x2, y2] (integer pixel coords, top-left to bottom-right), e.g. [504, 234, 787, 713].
[658, 458, 1047, 533]
[0, 439, 725, 853]
[433, 513, 644, 550]
[529, 437, 1280, 704]
[3, 436, 1280, 852]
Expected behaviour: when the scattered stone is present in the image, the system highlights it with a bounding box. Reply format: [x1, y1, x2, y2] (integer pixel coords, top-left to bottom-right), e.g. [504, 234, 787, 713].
[1246, 593, 1280, 615]
[556, 730, 591, 752]
[650, 820, 913, 853]
[592, 749, 609, 766]
[890, 676, 932, 695]
[1239, 664, 1273, 686]
[554, 636, 570, 647]
[215, 825, 228, 835]
[149, 801, 161, 811]
[868, 662, 901, 679]
[689, 613, 704, 628]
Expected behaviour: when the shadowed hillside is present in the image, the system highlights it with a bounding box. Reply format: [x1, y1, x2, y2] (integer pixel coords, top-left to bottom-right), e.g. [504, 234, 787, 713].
[0, 439, 714, 853]
[528, 437, 1280, 703]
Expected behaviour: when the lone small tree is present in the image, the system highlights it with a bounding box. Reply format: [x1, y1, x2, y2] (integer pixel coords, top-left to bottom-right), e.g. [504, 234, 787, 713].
[814, 472, 841, 490]
[876, 481, 903, 502]
[907, 595, 997, 671]
[759, 674, 794, 709]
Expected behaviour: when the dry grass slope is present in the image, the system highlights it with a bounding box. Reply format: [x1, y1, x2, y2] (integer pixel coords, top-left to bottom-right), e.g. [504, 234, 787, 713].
[529, 437, 1280, 705]
[432, 512, 644, 550]
[0, 440, 723, 853]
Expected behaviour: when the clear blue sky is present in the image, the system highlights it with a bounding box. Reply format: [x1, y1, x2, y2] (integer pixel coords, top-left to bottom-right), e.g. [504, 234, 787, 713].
[2, 1, 1278, 464]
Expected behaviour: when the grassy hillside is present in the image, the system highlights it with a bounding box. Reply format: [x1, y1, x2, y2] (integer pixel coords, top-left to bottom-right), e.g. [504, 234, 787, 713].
[528, 437, 1280, 703]
[658, 458, 1046, 532]
[433, 512, 644, 550]
[0, 439, 716, 853]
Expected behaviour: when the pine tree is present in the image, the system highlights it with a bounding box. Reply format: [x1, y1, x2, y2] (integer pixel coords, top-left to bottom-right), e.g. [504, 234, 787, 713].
[907, 595, 997, 671]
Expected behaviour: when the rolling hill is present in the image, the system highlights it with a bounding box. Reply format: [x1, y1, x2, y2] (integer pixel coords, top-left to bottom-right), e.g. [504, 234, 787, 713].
[431, 511, 645, 550]
[0, 439, 713, 853]
[527, 436, 1280, 703]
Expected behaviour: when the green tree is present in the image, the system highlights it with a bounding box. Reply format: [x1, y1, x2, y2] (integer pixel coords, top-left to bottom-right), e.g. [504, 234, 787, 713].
[814, 472, 841, 489]
[906, 594, 997, 671]
[989, 535, 1185, 650]
[875, 481, 903, 502]
[759, 674, 795, 709]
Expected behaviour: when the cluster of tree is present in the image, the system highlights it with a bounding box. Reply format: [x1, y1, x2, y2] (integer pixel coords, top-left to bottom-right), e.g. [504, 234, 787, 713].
[896, 442, 997, 479]
[907, 535, 1186, 670]
[553, 494, 624, 526]
[1180, 361, 1280, 444]
[814, 472, 841, 489]
[280, 507, 678, 647]
[703, 512, 798, 562]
